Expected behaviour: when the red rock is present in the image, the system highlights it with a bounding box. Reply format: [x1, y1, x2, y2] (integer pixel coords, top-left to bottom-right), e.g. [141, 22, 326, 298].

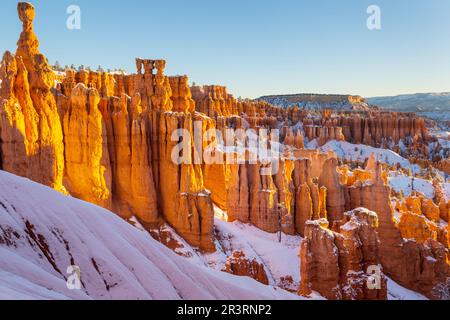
[222, 250, 269, 285]
[0, 3, 64, 192]
[62, 83, 112, 208]
[299, 208, 388, 300]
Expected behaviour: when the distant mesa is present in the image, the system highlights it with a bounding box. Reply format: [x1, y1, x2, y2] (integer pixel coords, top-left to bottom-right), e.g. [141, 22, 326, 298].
[257, 93, 373, 111]
[367, 92, 450, 112]
[367, 93, 450, 123]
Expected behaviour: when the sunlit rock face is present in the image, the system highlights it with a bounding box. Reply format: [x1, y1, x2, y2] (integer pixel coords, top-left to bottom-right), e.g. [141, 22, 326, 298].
[103, 93, 159, 225]
[169, 76, 195, 113]
[62, 83, 112, 208]
[0, 2, 64, 191]
[148, 110, 215, 252]
[298, 209, 388, 300]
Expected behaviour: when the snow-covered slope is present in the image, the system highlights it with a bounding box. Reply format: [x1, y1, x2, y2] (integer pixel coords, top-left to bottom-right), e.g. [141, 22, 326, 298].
[388, 174, 436, 199]
[0, 171, 298, 300]
[387, 278, 427, 300]
[207, 217, 304, 292]
[319, 140, 420, 171]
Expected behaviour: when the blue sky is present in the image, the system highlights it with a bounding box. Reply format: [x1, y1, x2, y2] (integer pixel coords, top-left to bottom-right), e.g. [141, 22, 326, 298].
[0, 0, 448, 98]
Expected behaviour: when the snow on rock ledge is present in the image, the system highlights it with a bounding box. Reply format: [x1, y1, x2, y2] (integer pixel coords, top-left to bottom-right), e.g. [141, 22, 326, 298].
[320, 140, 420, 172]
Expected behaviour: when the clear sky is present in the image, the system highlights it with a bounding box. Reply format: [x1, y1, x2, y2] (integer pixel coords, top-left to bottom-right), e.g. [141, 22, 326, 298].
[0, 0, 449, 99]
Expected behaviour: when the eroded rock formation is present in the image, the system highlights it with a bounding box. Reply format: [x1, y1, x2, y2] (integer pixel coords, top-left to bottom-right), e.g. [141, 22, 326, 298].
[299, 208, 388, 300]
[0, 3, 64, 191]
[62, 83, 111, 208]
[222, 250, 269, 285]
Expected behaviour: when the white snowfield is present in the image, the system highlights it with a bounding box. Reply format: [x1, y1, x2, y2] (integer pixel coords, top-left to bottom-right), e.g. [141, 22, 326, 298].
[0, 171, 298, 300]
[388, 174, 436, 199]
[320, 140, 420, 171]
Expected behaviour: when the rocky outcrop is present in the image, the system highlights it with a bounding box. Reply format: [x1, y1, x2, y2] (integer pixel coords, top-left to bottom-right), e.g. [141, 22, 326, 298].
[298, 219, 341, 299]
[433, 179, 449, 222]
[299, 208, 388, 300]
[435, 158, 450, 175]
[222, 250, 269, 285]
[303, 124, 345, 146]
[248, 162, 280, 233]
[169, 76, 195, 113]
[106, 94, 159, 225]
[273, 159, 295, 234]
[192, 84, 281, 120]
[343, 164, 449, 298]
[135, 58, 173, 112]
[318, 158, 345, 227]
[0, 3, 64, 191]
[62, 83, 111, 208]
[281, 109, 432, 156]
[338, 209, 387, 300]
[192, 85, 236, 117]
[310, 155, 450, 299]
[212, 151, 329, 236]
[225, 162, 250, 223]
[396, 195, 448, 249]
[283, 128, 304, 149]
[148, 110, 215, 251]
[337, 113, 427, 146]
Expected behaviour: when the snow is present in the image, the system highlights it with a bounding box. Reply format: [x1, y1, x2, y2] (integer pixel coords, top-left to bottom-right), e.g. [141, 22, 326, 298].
[388, 174, 435, 198]
[320, 140, 421, 173]
[306, 139, 319, 149]
[443, 183, 450, 201]
[146, 205, 321, 297]
[387, 277, 427, 300]
[210, 218, 303, 288]
[0, 170, 299, 300]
